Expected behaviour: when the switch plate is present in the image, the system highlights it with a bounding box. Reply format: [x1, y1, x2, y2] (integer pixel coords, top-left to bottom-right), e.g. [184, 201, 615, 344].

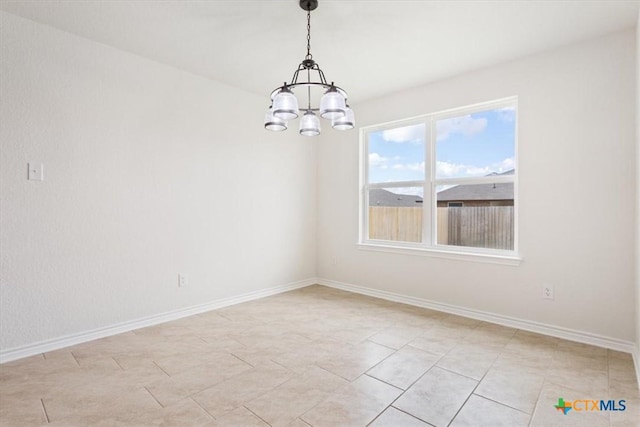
[28, 163, 44, 181]
[178, 274, 188, 288]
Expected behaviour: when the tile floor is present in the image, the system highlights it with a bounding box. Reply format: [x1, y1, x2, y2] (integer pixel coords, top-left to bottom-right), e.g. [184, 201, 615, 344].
[0, 285, 638, 426]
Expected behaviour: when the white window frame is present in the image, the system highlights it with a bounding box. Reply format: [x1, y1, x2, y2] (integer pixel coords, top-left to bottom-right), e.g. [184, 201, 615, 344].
[358, 97, 521, 265]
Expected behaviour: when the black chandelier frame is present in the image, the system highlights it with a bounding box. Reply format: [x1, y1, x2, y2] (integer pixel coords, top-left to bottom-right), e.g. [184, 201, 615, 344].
[268, 0, 349, 114]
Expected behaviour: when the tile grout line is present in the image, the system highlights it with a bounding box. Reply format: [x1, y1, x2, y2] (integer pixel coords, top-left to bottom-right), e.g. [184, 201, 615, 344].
[442, 330, 527, 426]
[243, 404, 273, 426]
[365, 338, 402, 351]
[362, 373, 405, 392]
[481, 335, 543, 421]
[215, 312, 235, 322]
[444, 372, 486, 426]
[229, 352, 256, 368]
[470, 393, 532, 415]
[368, 344, 453, 426]
[143, 386, 165, 409]
[112, 357, 125, 371]
[40, 398, 50, 424]
[152, 361, 172, 377]
[268, 358, 297, 374]
[188, 396, 217, 421]
[435, 364, 487, 382]
[528, 340, 560, 426]
[313, 363, 353, 382]
[295, 339, 407, 424]
[372, 405, 437, 427]
[69, 351, 81, 367]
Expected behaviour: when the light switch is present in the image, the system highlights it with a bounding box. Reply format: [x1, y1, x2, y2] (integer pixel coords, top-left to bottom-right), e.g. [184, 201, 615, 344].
[28, 163, 44, 181]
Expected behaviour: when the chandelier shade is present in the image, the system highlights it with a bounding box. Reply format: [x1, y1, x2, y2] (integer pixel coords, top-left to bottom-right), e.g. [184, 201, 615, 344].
[264, 0, 354, 137]
[299, 110, 321, 136]
[272, 87, 299, 120]
[264, 107, 287, 131]
[332, 106, 355, 130]
[319, 87, 346, 120]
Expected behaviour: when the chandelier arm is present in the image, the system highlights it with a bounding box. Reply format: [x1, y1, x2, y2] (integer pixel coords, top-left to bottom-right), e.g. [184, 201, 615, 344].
[316, 67, 328, 86]
[270, 82, 348, 101]
[290, 67, 301, 86]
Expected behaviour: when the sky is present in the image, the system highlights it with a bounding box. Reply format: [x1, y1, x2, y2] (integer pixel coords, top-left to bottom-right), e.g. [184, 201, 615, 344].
[368, 106, 516, 188]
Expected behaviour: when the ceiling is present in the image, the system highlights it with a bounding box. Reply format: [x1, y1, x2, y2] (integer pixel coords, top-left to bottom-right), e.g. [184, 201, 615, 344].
[1, 1, 638, 104]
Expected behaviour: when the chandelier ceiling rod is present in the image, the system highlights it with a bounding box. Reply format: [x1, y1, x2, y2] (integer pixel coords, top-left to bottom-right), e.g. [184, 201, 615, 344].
[264, 0, 355, 137]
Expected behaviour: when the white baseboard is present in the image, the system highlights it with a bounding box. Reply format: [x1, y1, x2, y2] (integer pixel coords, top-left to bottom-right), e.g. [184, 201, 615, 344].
[0, 278, 316, 364]
[317, 278, 636, 354]
[3, 277, 637, 369]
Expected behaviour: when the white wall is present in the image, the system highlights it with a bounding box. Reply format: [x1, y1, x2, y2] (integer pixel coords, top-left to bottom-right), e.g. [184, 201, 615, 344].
[635, 12, 640, 361]
[0, 12, 316, 352]
[317, 30, 637, 342]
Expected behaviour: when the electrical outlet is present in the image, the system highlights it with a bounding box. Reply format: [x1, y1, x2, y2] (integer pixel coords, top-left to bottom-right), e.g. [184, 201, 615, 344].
[542, 284, 554, 300]
[28, 162, 44, 181]
[178, 274, 188, 288]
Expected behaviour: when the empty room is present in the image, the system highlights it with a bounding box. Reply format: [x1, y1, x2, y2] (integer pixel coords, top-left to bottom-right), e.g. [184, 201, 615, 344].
[1, 1, 639, 426]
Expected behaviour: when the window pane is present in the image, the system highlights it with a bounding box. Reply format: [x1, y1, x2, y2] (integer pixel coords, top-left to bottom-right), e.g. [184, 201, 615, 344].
[367, 123, 425, 184]
[436, 184, 514, 250]
[368, 187, 423, 243]
[435, 107, 515, 179]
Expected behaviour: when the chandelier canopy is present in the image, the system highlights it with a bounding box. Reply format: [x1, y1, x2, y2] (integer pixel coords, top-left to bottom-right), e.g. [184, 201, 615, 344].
[264, 0, 354, 136]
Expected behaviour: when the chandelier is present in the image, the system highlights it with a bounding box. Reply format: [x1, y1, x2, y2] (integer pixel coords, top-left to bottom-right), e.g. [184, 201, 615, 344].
[264, 0, 354, 136]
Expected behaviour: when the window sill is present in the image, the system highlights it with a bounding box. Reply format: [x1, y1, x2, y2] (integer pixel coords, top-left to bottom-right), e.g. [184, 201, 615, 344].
[357, 242, 522, 266]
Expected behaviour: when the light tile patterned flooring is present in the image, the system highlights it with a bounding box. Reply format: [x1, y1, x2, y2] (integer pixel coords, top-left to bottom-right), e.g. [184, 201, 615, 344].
[1, 285, 638, 426]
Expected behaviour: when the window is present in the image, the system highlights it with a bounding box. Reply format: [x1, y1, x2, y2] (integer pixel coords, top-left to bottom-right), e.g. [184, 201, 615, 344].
[361, 98, 517, 260]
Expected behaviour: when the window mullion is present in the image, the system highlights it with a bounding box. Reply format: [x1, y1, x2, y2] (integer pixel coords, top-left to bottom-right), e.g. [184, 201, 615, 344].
[423, 117, 433, 247]
[367, 181, 426, 190]
[435, 175, 515, 187]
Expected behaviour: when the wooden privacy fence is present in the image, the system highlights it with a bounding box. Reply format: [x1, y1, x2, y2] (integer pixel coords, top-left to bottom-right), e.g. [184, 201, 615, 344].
[369, 206, 514, 250]
[368, 207, 422, 242]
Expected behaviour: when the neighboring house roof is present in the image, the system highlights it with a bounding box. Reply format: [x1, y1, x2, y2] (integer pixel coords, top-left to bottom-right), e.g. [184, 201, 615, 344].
[369, 170, 515, 206]
[369, 189, 423, 207]
[437, 182, 513, 201]
[437, 170, 514, 202]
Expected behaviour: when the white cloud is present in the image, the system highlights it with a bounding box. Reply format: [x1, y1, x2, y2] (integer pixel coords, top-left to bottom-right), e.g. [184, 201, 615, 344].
[496, 106, 516, 122]
[496, 157, 515, 172]
[436, 157, 514, 178]
[392, 161, 425, 172]
[436, 161, 490, 178]
[437, 115, 487, 141]
[369, 152, 388, 168]
[389, 187, 424, 198]
[382, 124, 424, 143]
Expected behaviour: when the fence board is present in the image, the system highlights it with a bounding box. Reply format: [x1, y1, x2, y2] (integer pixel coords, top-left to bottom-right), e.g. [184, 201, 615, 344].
[442, 206, 513, 250]
[370, 206, 513, 250]
[369, 207, 422, 242]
